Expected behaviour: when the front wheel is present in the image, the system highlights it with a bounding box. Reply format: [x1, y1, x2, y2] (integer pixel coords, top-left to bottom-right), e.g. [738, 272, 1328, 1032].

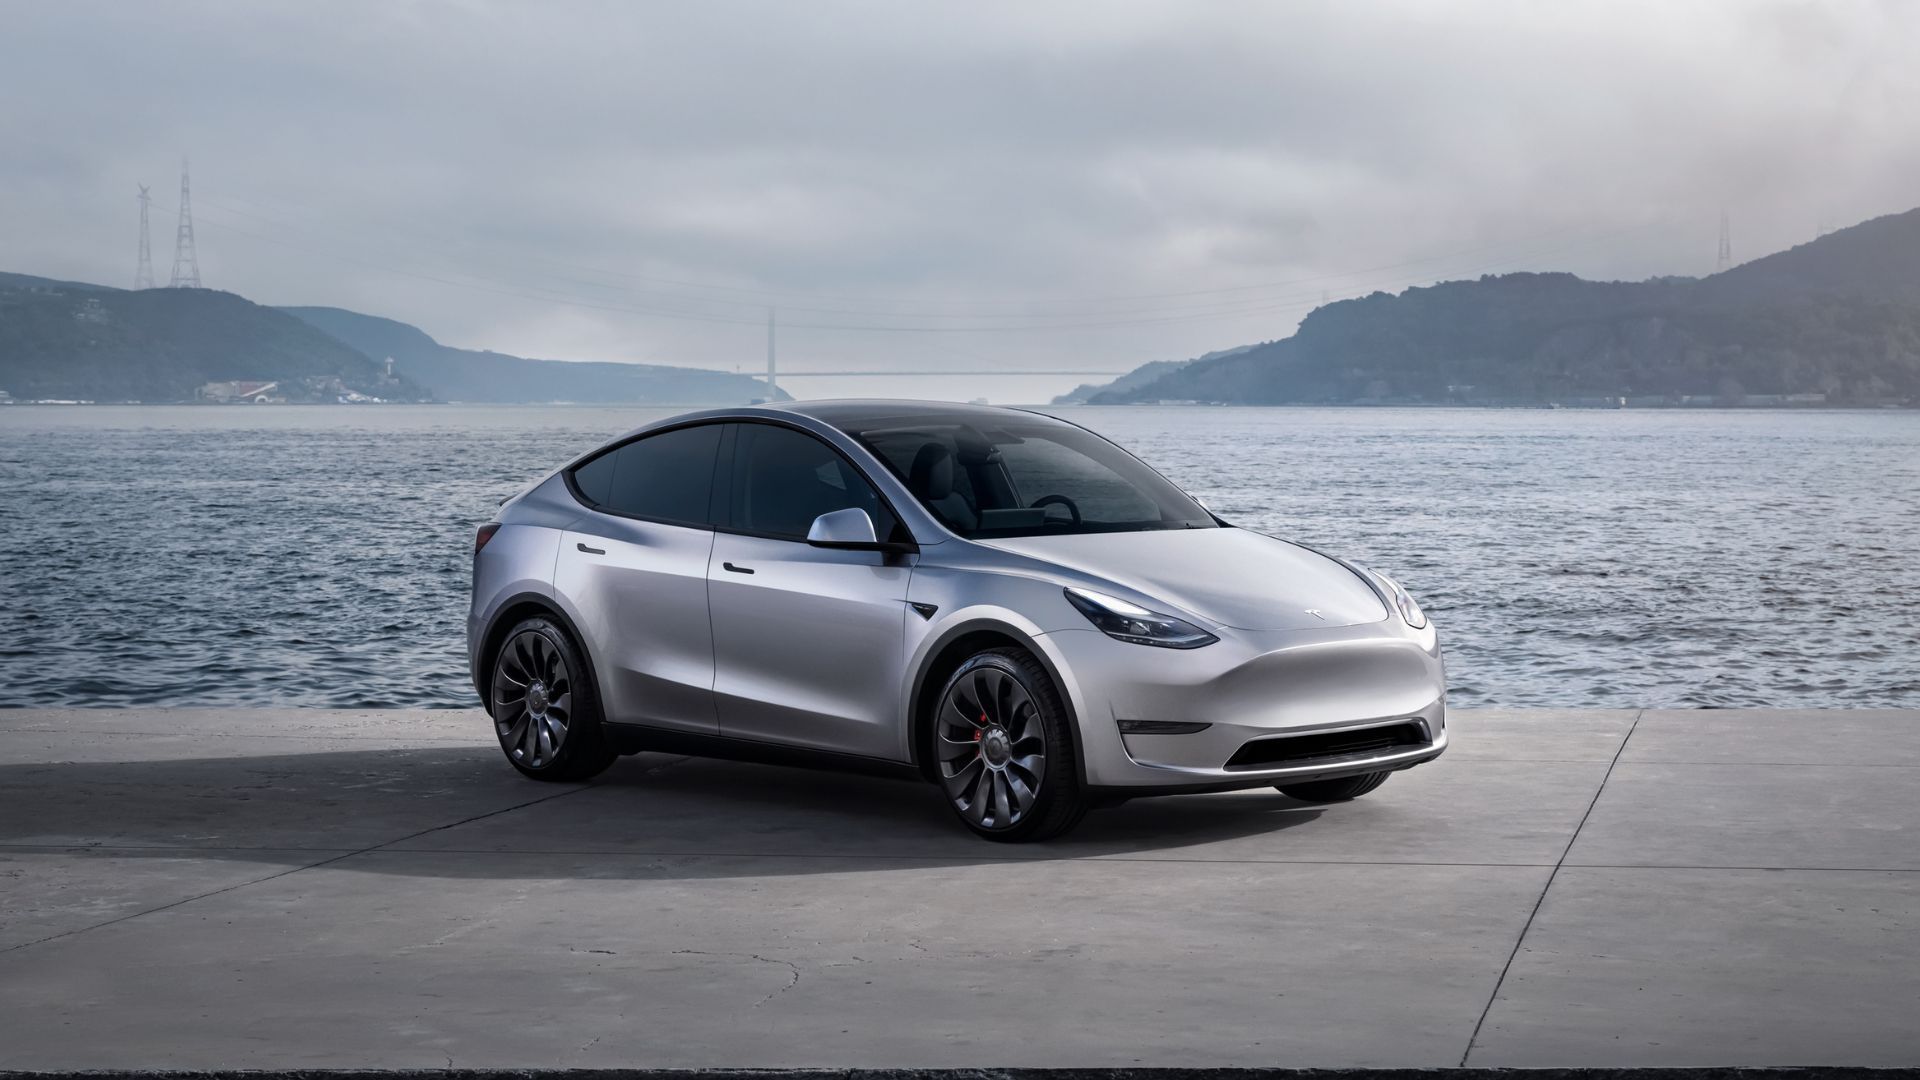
[490, 617, 617, 782]
[1275, 771, 1391, 802]
[931, 648, 1089, 842]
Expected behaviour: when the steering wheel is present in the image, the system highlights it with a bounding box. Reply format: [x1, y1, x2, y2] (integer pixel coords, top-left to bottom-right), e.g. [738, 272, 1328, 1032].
[1031, 494, 1082, 526]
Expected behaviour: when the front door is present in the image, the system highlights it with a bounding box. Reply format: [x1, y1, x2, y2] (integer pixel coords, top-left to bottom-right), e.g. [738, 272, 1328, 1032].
[707, 422, 914, 759]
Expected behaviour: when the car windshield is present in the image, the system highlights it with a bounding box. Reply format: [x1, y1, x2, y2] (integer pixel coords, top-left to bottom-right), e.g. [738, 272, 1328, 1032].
[837, 412, 1217, 539]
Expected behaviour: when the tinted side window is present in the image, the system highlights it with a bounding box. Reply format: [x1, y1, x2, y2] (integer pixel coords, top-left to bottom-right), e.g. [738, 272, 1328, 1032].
[574, 424, 723, 527]
[730, 424, 898, 541]
[571, 449, 617, 506]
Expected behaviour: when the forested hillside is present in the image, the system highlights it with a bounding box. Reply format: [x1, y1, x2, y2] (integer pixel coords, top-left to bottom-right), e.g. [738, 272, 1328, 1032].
[1093, 208, 1920, 406]
[282, 307, 781, 405]
[0, 277, 421, 402]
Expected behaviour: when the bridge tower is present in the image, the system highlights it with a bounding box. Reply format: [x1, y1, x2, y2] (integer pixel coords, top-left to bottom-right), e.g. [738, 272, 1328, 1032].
[765, 307, 778, 400]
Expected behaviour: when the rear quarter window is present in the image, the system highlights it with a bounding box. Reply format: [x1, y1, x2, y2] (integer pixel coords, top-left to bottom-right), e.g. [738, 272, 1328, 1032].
[571, 450, 616, 506]
[568, 423, 724, 527]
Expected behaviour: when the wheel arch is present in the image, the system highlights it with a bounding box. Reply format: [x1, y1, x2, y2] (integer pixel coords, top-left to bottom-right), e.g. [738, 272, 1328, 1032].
[474, 592, 603, 714]
[905, 619, 1086, 785]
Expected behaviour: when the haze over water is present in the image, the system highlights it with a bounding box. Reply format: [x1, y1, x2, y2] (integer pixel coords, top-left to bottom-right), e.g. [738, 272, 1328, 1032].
[1, 404, 1914, 710]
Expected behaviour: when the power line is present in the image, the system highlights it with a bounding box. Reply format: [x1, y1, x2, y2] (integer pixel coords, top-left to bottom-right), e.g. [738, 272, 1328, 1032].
[774, 370, 1127, 377]
[163, 194, 1658, 336]
[194, 187, 1643, 317]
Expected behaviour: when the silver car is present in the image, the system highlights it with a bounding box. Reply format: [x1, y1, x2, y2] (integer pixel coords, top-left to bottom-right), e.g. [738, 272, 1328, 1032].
[469, 400, 1446, 841]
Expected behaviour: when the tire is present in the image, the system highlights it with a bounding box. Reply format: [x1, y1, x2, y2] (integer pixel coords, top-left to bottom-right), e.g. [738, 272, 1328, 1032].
[489, 616, 617, 782]
[930, 647, 1090, 842]
[1275, 770, 1391, 802]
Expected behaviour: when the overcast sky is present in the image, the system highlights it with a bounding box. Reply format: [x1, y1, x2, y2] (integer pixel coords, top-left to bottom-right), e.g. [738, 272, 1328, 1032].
[5, 1, 1918, 401]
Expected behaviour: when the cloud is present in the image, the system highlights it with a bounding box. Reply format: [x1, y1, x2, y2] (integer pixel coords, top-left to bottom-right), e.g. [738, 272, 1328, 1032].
[5, 0, 1918, 400]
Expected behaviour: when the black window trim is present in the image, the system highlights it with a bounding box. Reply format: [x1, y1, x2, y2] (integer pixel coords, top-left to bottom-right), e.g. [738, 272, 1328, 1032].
[561, 419, 731, 531]
[562, 416, 917, 550]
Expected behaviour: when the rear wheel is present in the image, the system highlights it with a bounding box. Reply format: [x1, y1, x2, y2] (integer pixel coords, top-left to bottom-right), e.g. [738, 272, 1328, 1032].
[490, 617, 616, 782]
[932, 648, 1089, 842]
[1275, 770, 1391, 802]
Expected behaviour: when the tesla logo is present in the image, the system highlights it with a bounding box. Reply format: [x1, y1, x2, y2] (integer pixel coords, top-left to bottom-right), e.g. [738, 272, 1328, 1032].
[1305, 609, 1326, 620]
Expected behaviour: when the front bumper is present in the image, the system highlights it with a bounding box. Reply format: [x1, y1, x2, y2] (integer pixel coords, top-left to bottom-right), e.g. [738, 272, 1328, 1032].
[1039, 618, 1448, 792]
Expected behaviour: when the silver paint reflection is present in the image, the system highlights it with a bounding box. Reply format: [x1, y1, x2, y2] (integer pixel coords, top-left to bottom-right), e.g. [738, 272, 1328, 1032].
[469, 401, 1447, 793]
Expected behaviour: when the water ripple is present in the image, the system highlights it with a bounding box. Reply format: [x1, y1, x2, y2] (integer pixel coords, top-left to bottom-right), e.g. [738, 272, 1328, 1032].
[1, 403, 1916, 709]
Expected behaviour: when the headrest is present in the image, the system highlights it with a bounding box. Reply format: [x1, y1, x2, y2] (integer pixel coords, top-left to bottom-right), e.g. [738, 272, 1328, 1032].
[908, 442, 956, 500]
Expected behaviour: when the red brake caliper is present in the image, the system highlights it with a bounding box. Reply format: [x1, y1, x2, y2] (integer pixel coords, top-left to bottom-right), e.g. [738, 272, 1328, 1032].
[975, 714, 987, 754]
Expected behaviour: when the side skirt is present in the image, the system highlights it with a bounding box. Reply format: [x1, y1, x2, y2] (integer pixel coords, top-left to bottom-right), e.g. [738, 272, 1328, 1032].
[603, 723, 926, 784]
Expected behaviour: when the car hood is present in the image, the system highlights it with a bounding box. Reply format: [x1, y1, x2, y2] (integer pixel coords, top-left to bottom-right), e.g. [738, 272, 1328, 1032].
[977, 527, 1390, 631]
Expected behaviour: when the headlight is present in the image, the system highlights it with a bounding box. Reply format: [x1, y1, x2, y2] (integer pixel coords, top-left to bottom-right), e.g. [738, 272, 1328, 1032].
[1346, 560, 1428, 629]
[1064, 587, 1218, 649]
[1376, 572, 1427, 629]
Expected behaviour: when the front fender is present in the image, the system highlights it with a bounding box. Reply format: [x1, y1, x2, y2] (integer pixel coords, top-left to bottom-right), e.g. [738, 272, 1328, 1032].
[900, 568, 1094, 784]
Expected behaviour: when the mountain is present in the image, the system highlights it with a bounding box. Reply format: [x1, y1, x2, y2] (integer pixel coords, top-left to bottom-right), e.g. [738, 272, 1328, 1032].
[1699, 207, 1920, 308]
[1049, 346, 1251, 405]
[0, 270, 115, 293]
[0, 270, 782, 405]
[281, 306, 780, 405]
[0, 275, 424, 403]
[1096, 208, 1920, 407]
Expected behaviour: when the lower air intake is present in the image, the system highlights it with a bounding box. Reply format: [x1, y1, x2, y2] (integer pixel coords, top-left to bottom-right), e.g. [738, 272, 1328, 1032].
[1225, 721, 1427, 770]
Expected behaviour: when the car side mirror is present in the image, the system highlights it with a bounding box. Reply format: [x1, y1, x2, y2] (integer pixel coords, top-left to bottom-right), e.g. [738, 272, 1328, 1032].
[807, 507, 881, 548]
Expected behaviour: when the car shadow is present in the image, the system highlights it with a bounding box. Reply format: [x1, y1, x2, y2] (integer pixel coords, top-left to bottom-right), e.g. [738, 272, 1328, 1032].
[2, 744, 1334, 880]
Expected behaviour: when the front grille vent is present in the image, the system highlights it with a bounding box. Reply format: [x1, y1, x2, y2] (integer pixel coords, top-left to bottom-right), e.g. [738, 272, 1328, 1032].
[1224, 721, 1426, 770]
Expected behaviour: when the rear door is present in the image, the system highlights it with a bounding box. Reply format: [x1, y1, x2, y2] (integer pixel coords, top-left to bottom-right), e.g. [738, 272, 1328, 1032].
[554, 423, 725, 734]
[707, 422, 915, 760]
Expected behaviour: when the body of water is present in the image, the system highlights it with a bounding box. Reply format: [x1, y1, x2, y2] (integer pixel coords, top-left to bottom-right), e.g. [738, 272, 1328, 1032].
[2, 404, 1915, 709]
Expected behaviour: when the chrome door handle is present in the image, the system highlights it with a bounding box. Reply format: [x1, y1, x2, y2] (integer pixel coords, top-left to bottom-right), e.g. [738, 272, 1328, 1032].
[577, 543, 606, 555]
[722, 561, 755, 574]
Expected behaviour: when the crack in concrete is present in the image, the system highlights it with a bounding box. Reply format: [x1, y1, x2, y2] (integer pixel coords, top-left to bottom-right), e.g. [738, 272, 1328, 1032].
[671, 948, 802, 1006]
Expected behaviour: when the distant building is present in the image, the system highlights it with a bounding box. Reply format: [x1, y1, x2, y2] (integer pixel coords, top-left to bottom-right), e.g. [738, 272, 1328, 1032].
[1739, 392, 1828, 407]
[0, 389, 13, 404]
[198, 380, 281, 404]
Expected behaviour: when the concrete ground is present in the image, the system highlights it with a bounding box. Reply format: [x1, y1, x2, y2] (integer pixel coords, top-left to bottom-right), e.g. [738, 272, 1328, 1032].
[0, 707, 1915, 1070]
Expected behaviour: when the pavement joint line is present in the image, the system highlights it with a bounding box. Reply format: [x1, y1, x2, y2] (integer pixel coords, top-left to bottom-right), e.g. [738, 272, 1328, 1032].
[0, 843, 1557, 867]
[6, 842, 1914, 875]
[0, 842, 1542, 865]
[360, 850, 1563, 869]
[0, 844, 366, 854]
[0, 1060, 1912, 1068]
[1413, 756, 1623, 763]
[1458, 706, 1643, 1068]
[1611, 759, 1920, 769]
[0, 728, 485, 741]
[0, 775, 608, 958]
[1555, 862, 1920, 873]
